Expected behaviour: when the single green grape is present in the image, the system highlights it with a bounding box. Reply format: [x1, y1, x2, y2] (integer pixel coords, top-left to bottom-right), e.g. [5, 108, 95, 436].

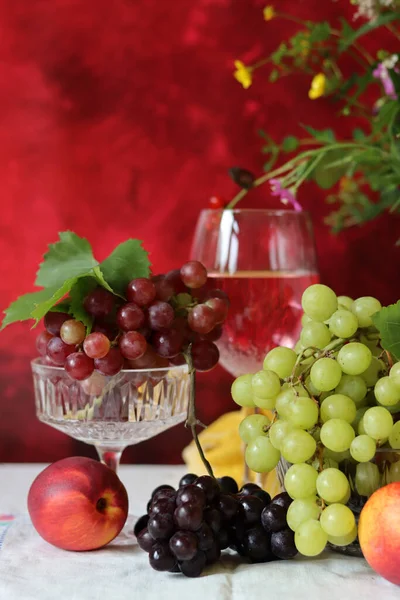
[286, 497, 321, 532]
[334, 486, 351, 505]
[311, 456, 338, 471]
[254, 395, 277, 410]
[361, 357, 385, 387]
[389, 460, 400, 483]
[320, 504, 356, 537]
[281, 429, 317, 464]
[239, 414, 270, 444]
[305, 375, 321, 396]
[389, 421, 400, 449]
[355, 462, 381, 496]
[320, 418, 355, 452]
[316, 468, 350, 503]
[328, 309, 358, 339]
[310, 358, 342, 392]
[374, 376, 400, 407]
[287, 396, 319, 429]
[300, 322, 331, 349]
[328, 525, 358, 547]
[350, 434, 376, 462]
[320, 394, 357, 424]
[281, 382, 310, 397]
[351, 296, 382, 328]
[358, 415, 367, 435]
[295, 520, 327, 557]
[335, 374, 367, 405]
[284, 463, 318, 499]
[363, 406, 393, 440]
[263, 346, 297, 379]
[301, 284, 338, 323]
[231, 374, 255, 407]
[389, 362, 400, 387]
[245, 436, 281, 473]
[337, 295, 353, 310]
[269, 420, 295, 450]
[294, 340, 303, 355]
[252, 369, 281, 400]
[337, 342, 372, 376]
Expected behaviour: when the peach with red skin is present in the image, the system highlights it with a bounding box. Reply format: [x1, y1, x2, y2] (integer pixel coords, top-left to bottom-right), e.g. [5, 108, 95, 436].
[358, 482, 400, 586]
[28, 457, 128, 551]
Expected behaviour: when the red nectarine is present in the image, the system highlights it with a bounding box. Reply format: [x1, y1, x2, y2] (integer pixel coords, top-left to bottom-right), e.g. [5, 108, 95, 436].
[358, 482, 400, 586]
[28, 457, 129, 551]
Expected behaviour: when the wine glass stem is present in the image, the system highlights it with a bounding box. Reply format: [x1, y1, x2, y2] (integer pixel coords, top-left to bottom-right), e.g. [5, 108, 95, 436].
[96, 446, 124, 472]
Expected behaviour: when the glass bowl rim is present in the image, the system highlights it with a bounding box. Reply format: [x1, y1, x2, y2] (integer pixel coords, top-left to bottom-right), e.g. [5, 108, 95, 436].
[31, 357, 189, 375]
[198, 208, 311, 216]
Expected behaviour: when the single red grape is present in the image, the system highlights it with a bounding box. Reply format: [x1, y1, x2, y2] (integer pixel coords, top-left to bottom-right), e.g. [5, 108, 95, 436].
[126, 278, 156, 307]
[205, 288, 230, 307]
[208, 195, 226, 209]
[83, 332, 111, 359]
[164, 269, 188, 294]
[148, 301, 174, 330]
[116, 303, 145, 331]
[152, 329, 184, 358]
[191, 340, 219, 372]
[84, 288, 114, 318]
[205, 297, 229, 324]
[200, 325, 222, 342]
[152, 275, 175, 301]
[94, 347, 124, 376]
[36, 331, 54, 356]
[180, 261, 208, 289]
[188, 304, 216, 334]
[119, 331, 147, 360]
[65, 352, 95, 381]
[44, 312, 70, 336]
[92, 321, 118, 341]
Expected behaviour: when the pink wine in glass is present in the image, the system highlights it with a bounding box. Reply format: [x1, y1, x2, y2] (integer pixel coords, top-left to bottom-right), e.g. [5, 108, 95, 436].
[208, 270, 319, 376]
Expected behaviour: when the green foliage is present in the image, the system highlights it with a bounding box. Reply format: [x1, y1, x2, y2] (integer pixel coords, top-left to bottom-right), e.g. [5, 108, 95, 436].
[282, 136, 300, 152]
[301, 125, 336, 144]
[1, 233, 151, 329]
[99, 240, 151, 297]
[373, 301, 400, 362]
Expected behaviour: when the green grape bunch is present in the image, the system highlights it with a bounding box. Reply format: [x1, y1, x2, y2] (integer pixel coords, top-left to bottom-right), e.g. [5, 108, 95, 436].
[231, 283, 400, 558]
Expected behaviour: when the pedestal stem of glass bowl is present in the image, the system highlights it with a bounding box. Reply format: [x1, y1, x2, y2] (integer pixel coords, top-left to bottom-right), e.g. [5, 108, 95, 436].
[96, 446, 124, 472]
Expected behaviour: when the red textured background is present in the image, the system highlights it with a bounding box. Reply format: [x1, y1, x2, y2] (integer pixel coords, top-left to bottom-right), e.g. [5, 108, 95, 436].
[0, 0, 398, 464]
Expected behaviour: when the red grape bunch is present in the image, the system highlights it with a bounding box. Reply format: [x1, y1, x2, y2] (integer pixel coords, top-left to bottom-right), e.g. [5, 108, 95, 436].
[134, 474, 297, 577]
[35, 261, 230, 382]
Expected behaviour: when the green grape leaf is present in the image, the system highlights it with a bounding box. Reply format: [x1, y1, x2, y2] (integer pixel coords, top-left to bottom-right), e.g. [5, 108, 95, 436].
[30, 277, 80, 323]
[301, 125, 336, 144]
[35, 231, 98, 288]
[92, 266, 115, 294]
[99, 239, 151, 297]
[69, 276, 98, 332]
[372, 301, 400, 362]
[48, 300, 71, 313]
[282, 136, 299, 153]
[1, 287, 60, 329]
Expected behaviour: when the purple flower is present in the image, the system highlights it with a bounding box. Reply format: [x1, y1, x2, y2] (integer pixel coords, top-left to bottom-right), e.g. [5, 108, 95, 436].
[269, 178, 302, 211]
[373, 63, 397, 100]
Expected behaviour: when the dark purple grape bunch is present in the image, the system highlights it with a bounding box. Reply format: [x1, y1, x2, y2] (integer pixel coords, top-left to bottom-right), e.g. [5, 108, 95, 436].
[35, 261, 230, 382]
[134, 475, 297, 578]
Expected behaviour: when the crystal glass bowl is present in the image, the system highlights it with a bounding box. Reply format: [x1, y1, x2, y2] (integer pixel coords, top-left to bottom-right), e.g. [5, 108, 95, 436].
[31, 359, 190, 471]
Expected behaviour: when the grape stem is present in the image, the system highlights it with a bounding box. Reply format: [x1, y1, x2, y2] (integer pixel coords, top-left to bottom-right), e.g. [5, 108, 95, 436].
[183, 349, 215, 479]
[289, 338, 347, 386]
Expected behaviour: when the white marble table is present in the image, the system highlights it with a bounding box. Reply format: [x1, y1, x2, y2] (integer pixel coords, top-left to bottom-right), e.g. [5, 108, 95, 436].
[0, 464, 398, 600]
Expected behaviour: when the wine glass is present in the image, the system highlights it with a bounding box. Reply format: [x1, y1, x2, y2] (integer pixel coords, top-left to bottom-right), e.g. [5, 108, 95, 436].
[191, 209, 319, 376]
[31, 359, 190, 473]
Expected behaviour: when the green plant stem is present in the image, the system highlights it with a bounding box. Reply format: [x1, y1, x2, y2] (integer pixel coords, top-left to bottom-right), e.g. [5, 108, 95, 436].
[226, 142, 374, 209]
[184, 349, 215, 478]
[293, 152, 324, 191]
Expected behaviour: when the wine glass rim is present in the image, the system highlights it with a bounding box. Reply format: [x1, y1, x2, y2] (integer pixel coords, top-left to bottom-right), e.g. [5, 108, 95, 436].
[200, 208, 310, 216]
[30, 357, 189, 374]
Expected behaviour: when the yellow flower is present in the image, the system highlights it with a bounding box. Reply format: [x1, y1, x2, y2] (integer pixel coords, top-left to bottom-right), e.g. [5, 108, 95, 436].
[233, 60, 252, 89]
[308, 73, 326, 100]
[263, 5, 275, 21]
